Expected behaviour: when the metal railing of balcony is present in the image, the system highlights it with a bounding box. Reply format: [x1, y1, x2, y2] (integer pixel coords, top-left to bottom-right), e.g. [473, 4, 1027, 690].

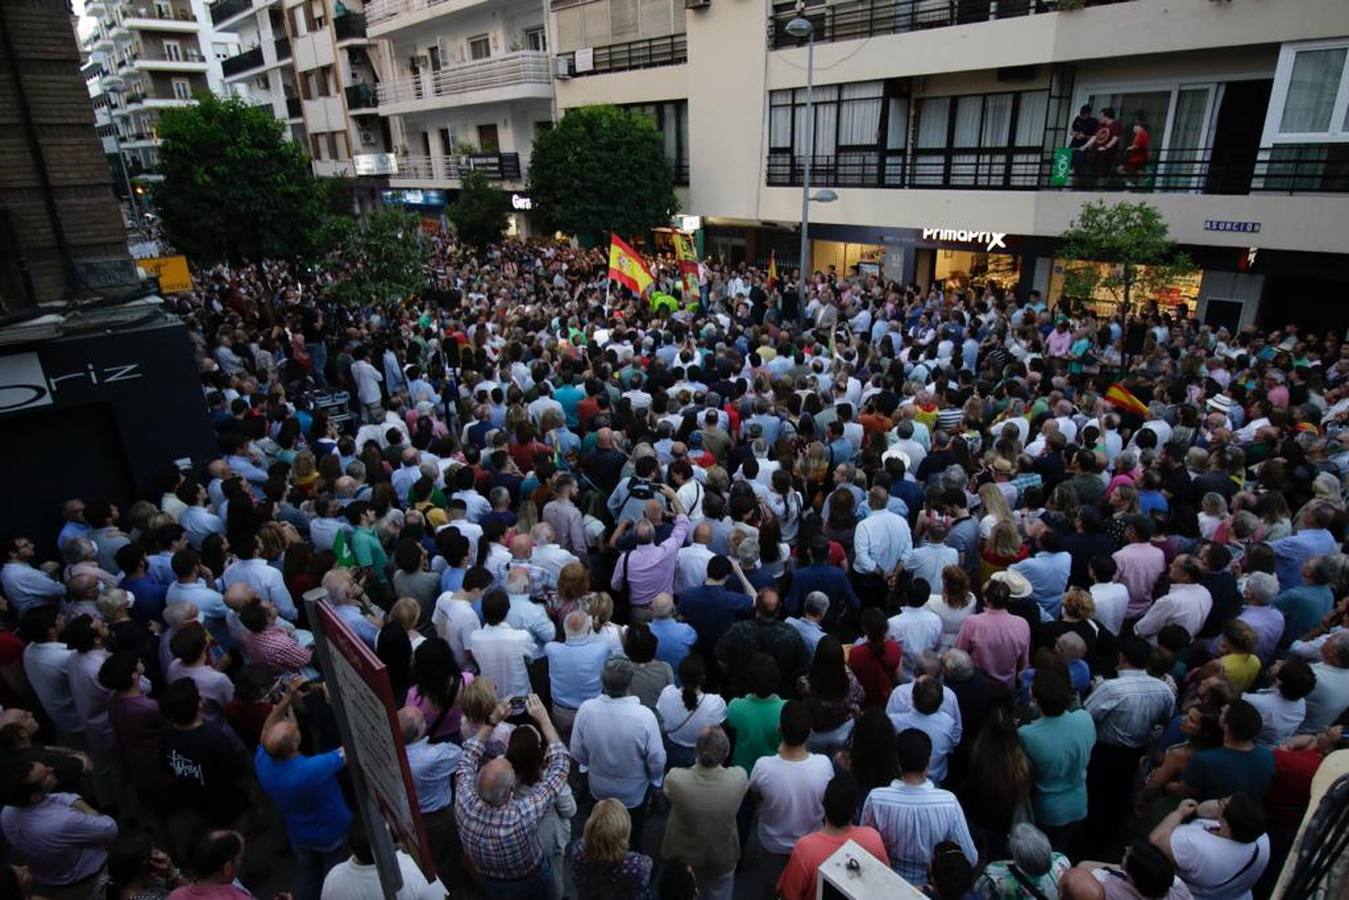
[556, 34, 686, 77]
[392, 152, 523, 181]
[764, 146, 1349, 195]
[365, 0, 457, 28]
[345, 83, 378, 110]
[220, 45, 264, 77]
[377, 52, 551, 106]
[334, 11, 367, 41]
[274, 36, 291, 59]
[209, 0, 252, 25]
[286, 96, 303, 118]
[766, 0, 1132, 49]
[673, 160, 689, 186]
[125, 3, 197, 22]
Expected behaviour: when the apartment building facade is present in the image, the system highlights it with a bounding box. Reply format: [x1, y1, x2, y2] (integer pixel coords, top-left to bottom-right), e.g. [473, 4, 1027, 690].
[553, 0, 1349, 332]
[82, 0, 239, 176]
[209, 0, 394, 205]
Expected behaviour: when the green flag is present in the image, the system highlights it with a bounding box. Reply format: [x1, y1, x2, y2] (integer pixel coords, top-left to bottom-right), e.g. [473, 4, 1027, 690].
[1050, 147, 1073, 187]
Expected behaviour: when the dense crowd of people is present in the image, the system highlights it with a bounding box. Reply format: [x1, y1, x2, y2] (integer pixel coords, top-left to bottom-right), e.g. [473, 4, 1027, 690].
[1, 233, 1348, 900]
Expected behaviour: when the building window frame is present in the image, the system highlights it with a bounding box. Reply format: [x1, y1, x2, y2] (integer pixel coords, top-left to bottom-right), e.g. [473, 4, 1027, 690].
[910, 88, 1049, 188]
[171, 77, 192, 100]
[768, 79, 907, 187]
[1263, 38, 1349, 144]
[622, 100, 690, 185]
[468, 34, 491, 61]
[524, 26, 546, 52]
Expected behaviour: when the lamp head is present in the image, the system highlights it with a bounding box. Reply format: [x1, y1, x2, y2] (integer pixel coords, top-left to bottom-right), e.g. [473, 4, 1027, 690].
[810, 189, 838, 203]
[785, 16, 812, 39]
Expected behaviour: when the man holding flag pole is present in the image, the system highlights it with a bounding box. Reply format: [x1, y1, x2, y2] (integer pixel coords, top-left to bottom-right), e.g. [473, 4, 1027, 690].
[606, 234, 656, 308]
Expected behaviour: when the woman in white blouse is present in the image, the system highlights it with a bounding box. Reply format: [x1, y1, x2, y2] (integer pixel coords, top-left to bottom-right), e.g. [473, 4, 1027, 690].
[656, 655, 727, 768]
[925, 565, 977, 650]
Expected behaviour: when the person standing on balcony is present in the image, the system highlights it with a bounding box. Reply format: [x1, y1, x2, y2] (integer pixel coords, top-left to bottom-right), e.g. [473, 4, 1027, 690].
[1118, 113, 1152, 188]
[1069, 103, 1095, 183]
[1083, 107, 1122, 188]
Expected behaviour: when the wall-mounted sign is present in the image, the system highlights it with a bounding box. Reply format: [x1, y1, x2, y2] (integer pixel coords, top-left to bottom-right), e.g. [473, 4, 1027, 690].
[354, 153, 399, 176]
[380, 189, 447, 207]
[0, 350, 146, 416]
[574, 47, 594, 73]
[1204, 219, 1261, 233]
[678, 215, 702, 232]
[921, 227, 1008, 252]
[511, 193, 532, 211]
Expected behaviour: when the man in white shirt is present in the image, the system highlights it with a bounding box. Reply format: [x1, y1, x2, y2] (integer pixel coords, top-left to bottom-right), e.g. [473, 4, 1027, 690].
[1088, 556, 1131, 636]
[1244, 659, 1316, 747]
[432, 568, 490, 669]
[350, 347, 384, 423]
[861, 727, 977, 883]
[503, 569, 555, 660]
[3, 537, 65, 615]
[220, 530, 297, 621]
[747, 700, 834, 887]
[1150, 795, 1270, 900]
[527, 523, 579, 584]
[674, 522, 716, 594]
[887, 581, 944, 680]
[885, 677, 957, 784]
[19, 606, 83, 739]
[1135, 556, 1213, 643]
[321, 819, 446, 900]
[570, 657, 665, 849]
[466, 590, 533, 699]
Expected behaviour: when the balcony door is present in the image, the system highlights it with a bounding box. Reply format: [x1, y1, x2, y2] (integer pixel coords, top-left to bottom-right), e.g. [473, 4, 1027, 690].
[1206, 80, 1272, 195]
[477, 124, 499, 152]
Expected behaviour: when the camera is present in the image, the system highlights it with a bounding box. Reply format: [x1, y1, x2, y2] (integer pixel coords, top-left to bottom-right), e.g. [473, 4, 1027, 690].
[509, 696, 527, 715]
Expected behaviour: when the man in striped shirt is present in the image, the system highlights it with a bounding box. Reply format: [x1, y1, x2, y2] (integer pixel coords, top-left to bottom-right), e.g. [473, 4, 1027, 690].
[860, 728, 977, 884]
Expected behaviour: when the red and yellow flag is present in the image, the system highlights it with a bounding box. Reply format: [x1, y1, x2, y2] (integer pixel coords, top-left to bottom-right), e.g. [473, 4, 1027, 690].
[608, 235, 655, 296]
[767, 250, 778, 290]
[672, 231, 699, 300]
[1105, 383, 1150, 417]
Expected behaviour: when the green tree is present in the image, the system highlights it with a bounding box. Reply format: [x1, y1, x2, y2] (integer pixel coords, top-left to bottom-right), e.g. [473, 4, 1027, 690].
[447, 170, 511, 250]
[326, 207, 429, 305]
[1057, 200, 1197, 311]
[154, 95, 333, 263]
[527, 105, 678, 239]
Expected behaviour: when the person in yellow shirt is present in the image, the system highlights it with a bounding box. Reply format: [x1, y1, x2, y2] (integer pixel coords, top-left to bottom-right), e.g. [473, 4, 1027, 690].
[1191, 620, 1262, 694]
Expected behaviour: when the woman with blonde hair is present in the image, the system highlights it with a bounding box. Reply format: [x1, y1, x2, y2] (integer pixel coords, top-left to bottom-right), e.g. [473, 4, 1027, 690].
[586, 592, 626, 654]
[556, 561, 591, 621]
[387, 596, 425, 652]
[977, 482, 1015, 541]
[979, 520, 1029, 583]
[926, 565, 976, 649]
[1105, 483, 1141, 548]
[803, 442, 832, 511]
[571, 799, 654, 898]
[291, 449, 320, 495]
[457, 675, 512, 752]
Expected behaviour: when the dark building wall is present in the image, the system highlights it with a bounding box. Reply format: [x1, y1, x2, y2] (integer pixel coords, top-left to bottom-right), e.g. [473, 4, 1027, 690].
[0, 0, 135, 309]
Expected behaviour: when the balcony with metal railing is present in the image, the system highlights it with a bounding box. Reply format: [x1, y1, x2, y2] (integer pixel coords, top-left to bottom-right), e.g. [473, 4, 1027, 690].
[345, 83, 379, 111]
[220, 45, 265, 77]
[764, 145, 1349, 195]
[365, 0, 486, 31]
[376, 52, 552, 111]
[556, 34, 686, 78]
[209, 0, 253, 26]
[391, 151, 523, 182]
[765, 0, 1134, 49]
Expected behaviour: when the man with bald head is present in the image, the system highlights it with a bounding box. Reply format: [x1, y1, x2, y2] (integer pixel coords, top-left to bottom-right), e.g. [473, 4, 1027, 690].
[675, 521, 717, 594]
[455, 693, 568, 891]
[391, 446, 422, 504]
[254, 677, 352, 900]
[584, 426, 628, 495]
[716, 589, 808, 698]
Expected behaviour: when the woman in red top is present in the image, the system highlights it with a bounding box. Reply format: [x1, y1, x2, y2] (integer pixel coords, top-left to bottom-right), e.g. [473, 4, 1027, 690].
[847, 607, 902, 708]
[1119, 115, 1151, 183]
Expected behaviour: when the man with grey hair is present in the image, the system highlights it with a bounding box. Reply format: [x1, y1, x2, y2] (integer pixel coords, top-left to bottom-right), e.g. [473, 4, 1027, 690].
[322, 568, 383, 649]
[398, 705, 461, 863]
[785, 591, 830, 655]
[544, 609, 611, 739]
[528, 522, 579, 584]
[886, 651, 965, 746]
[455, 694, 567, 890]
[975, 823, 1069, 896]
[571, 656, 666, 850]
[663, 726, 749, 899]
[1223, 571, 1285, 665]
[648, 593, 696, 676]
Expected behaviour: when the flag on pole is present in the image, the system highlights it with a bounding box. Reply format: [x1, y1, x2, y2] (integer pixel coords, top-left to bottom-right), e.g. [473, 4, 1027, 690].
[608, 236, 655, 296]
[1105, 383, 1150, 417]
[767, 250, 778, 291]
[671, 232, 699, 300]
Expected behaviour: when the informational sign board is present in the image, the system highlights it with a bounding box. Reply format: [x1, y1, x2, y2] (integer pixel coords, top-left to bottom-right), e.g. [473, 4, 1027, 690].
[575, 47, 594, 73]
[135, 256, 193, 293]
[312, 599, 435, 882]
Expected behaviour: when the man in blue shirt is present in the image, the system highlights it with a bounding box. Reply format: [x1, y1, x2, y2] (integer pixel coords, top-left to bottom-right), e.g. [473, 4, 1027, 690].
[1009, 529, 1073, 622]
[543, 609, 612, 739]
[552, 371, 586, 430]
[676, 556, 753, 661]
[255, 680, 352, 900]
[648, 594, 697, 681]
[785, 591, 829, 655]
[1270, 504, 1338, 591]
[56, 498, 91, 553]
[783, 536, 860, 624]
[114, 544, 168, 625]
[826, 420, 855, 466]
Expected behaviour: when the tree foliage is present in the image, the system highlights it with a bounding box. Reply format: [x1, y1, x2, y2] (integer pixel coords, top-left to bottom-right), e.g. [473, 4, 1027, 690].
[447, 170, 511, 250]
[154, 95, 332, 263]
[527, 105, 679, 239]
[1058, 200, 1197, 310]
[325, 208, 429, 306]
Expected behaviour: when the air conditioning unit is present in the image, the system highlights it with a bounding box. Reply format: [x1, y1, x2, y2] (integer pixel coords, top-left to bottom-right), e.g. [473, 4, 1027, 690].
[685, 0, 710, 10]
[359, 130, 376, 145]
[553, 56, 571, 78]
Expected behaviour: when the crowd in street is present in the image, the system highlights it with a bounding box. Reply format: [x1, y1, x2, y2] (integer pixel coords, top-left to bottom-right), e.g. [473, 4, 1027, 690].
[2, 233, 1349, 900]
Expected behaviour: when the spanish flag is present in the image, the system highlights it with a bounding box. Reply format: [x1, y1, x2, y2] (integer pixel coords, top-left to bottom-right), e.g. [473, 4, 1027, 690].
[1105, 383, 1150, 417]
[608, 236, 655, 296]
[672, 231, 699, 300]
[767, 250, 778, 291]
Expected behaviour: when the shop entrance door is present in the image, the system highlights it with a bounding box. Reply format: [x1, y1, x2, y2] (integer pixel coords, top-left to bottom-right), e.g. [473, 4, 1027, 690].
[1206, 80, 1272, 195]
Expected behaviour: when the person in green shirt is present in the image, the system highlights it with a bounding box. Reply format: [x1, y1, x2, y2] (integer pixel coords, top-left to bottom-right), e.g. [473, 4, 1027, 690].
[343, 500, 391, 594]
[1017, 669, 1096, 851]
[724, 654, 785, 774]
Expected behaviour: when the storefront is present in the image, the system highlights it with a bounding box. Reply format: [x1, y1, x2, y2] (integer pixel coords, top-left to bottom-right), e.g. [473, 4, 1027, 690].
[1046, 258, 1205, 319]
[912, 227, 1055, 300]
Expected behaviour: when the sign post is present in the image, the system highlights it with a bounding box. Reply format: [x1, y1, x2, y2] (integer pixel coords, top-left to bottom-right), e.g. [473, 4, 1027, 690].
[304, 592, 436, 895]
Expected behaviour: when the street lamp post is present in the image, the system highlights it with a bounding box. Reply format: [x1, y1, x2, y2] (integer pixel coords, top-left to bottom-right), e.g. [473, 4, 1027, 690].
[785, 14, 836, 320]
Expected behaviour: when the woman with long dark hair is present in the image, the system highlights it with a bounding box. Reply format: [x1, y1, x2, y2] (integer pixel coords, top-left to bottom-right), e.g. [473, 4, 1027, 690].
[797, 636, 864, 753]
[375, 622, 413, 706]
[837, 709, 898, 819]
[958, 705, 1033, 860]
[404, 637, 469, 742]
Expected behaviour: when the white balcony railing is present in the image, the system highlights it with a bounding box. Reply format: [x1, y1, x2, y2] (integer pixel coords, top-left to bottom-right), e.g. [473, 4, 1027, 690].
[376, 51, 550, 106]
[366, 0, 461, 28]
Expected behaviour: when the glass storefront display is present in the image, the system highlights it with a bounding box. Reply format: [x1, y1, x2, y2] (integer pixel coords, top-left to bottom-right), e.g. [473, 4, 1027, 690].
[932, 249, 1021, 292]
[1048, 258, 1203, 317]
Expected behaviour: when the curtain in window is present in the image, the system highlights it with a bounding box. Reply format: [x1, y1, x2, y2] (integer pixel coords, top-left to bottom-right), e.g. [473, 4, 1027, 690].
[839, 82, 883, 145]
[770, 104, 792, 148]
[887, 97, 908, 149]
[814, 102, 838, 157]
[1163, 88, 1210, 190]
[661, 104, 678, 164]
[976, 93, 1012, 184]
[1280, 47, 1346, 133]
[914, 97, 949, 185]
[1009, 90, 1048, 185]
[948, 95, 982, 185]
